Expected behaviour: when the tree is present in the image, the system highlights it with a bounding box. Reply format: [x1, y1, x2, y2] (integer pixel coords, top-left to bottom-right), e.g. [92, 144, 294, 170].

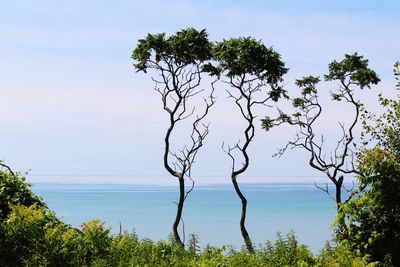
[339, 148, 400, 266]
[363, 61, 400, 159]
[132, 28, 215, 247]
[337, 61, 400, 266]
[268, 53, 380, 236]
[211, 37, 287, 252]
[0, 163, 50, 265]
[0, 162, 45, 222]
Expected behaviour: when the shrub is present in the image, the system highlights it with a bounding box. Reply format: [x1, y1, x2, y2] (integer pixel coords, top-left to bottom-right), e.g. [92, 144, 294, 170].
[258, 232, 315, 267]
[0, 168, 45, 221]
[316, 241, 380, 267]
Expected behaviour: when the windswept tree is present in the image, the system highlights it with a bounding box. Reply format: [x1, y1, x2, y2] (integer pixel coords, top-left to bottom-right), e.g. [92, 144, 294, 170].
[132, 28, 215, 247]
[211, 37, 287, 252]
[267, 53, 380, 236]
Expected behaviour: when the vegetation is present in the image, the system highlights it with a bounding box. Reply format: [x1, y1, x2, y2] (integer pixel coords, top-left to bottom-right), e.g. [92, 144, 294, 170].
[336, 61, 400, 266]
[2, 27, 398, 266]
[132, 28, 215, 247]
[338, 148, 400, 266]
[0, 164, 46, 222]
[210, 37, 287, 252]
[1, 165, 383, 266]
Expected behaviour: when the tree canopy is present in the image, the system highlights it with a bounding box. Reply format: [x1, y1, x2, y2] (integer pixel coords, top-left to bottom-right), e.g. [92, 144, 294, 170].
[132, 28, 212, 73]
[211, 37, 288, 100]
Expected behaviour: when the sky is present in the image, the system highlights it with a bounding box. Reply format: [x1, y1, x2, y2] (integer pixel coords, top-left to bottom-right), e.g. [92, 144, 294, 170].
[1, 0, 399, 184]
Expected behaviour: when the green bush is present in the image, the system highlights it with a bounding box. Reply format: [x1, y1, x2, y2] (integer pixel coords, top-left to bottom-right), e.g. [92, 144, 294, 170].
[316, 241, 380, 267]
[0, 168, 45, 221]
[80, 219, 112, 263]
[1, 203, 379, 267]
[0, 204, 81, 266]
[337, 148, 400, 266]
[258, 232, 315, 267]
[0, 163, 381, 266]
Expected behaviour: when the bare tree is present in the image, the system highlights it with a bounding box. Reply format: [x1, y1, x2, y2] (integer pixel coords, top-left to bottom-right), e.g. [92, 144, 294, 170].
[132, 28, 215, 246]
[268, 54, 380, 237]
[212, 37, 287, 252]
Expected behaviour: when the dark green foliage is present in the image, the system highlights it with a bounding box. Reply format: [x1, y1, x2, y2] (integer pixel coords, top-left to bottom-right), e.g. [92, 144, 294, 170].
[338, 149, 400, 266]
[363, 61, 400, 158]
[212, 37, 287, 82]
[0, 204, 79, 266]
[132, 28, 212, 72]
[325, 53, 380, 89]
[0, 170, 379, 266]
[296, 75, 320, 97]
[337, 61, 400, 266]
[292, 97, 306, 108]
[317, 241, 378, 266]
[261, 74, 321, 131]
[259, 232, 315, 266]
[0, 203, 115, 266]
[283, 53, 380, 122]
[0, 167, 45, 222]
[80, 219, 112, 263]
[261, 116, 274, 131]
[395, 61, 400, 90]
[337, 64, 400, 266]
[212, 37, 288, 102]
[0, 169, 112, 266]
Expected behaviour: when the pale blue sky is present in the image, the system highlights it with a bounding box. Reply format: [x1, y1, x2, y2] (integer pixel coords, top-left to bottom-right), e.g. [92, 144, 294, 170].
[1, 0, 399, 183]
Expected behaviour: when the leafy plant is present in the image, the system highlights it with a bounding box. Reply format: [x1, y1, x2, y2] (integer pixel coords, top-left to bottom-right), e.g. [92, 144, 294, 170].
[0, 166, 45, 221]
[337, 61, 400, 266]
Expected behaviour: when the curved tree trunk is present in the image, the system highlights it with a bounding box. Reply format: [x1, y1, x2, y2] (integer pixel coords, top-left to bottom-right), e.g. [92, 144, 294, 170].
[335, 176, 343, 210]
[226, 93, 255, 253]
[232, 175, 254, 253]
[335, 176, 347, 239]
[172, 177, 185, 247]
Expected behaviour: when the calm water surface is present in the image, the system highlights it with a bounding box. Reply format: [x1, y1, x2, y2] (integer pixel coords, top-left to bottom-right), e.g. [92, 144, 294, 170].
[32, 183, 337, 252]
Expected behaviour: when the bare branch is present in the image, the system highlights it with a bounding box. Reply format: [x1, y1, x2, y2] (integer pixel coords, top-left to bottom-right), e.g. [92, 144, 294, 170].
[0, 161, 15, 176]
[314, 183, 336, 202]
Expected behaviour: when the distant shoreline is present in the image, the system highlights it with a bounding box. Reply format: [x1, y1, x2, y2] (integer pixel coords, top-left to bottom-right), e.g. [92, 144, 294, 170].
[26, 174, 358, 185]
[29, 181, 358, 187]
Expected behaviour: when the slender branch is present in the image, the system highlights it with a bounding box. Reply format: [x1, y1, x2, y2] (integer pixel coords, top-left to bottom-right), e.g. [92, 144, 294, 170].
[0, 161, 15, 176]
[314, 183, 336, 202]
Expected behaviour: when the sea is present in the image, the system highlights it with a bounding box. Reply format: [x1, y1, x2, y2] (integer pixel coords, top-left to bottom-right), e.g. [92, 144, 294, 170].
[31, 183, 339, 253]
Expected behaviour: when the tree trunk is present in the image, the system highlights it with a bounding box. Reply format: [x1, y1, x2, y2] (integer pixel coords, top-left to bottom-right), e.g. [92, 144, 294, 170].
[172, 177, 185, 247]
[335, 176, 347, 239]
[335, 175, 343, 208]
[232, 175, 254, 253]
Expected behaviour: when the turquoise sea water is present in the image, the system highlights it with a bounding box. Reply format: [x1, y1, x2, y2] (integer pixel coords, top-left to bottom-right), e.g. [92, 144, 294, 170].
[31, 183, 338, 253]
